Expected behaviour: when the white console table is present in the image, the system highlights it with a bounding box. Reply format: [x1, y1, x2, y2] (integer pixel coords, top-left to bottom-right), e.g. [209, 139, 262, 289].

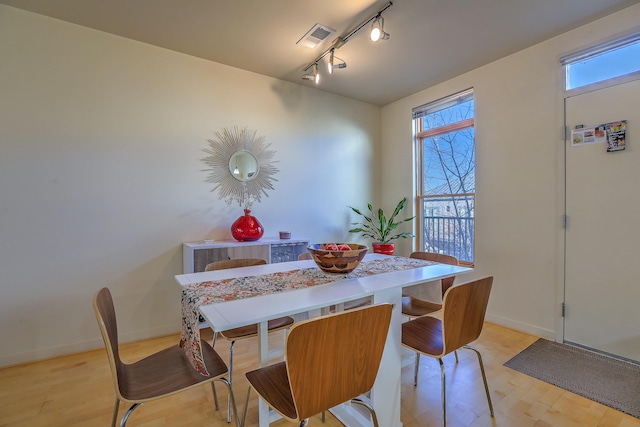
[182, 238, 309, 273]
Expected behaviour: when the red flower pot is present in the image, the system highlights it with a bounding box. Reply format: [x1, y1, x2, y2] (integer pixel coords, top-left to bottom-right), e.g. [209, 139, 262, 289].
[372, 242, 395, 255]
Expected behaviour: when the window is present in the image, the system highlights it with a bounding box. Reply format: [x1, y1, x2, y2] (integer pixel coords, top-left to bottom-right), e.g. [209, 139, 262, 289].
[413, 89, 475, 264]
[562, 32, 640, 92]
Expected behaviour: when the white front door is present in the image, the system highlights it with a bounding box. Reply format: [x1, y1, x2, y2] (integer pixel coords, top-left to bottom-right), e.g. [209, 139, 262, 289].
[564, 79, 640, 361]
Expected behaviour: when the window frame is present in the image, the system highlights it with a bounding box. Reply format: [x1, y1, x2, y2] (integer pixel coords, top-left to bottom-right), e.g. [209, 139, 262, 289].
[413, 89, 476, 266]
[561, 31, 640, 96]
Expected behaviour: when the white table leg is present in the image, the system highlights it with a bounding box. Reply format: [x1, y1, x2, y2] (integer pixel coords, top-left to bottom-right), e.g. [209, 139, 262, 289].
[330, 288, 404, 427]
[371, 287, 403, 427]
[257, 320, 270, 427]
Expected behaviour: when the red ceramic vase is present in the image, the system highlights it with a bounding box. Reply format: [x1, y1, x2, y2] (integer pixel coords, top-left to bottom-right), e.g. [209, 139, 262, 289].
[231, 209, 264, 242]
[372, 242, 395, 255]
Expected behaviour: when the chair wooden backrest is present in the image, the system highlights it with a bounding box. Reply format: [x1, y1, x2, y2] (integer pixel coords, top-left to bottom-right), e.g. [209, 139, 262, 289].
[441, 276, 493, 356]
[205, 258, 267, 271]
[93, 288, 125, 400]
[284, 304, 393, 420]
[410, 252, 459, 295]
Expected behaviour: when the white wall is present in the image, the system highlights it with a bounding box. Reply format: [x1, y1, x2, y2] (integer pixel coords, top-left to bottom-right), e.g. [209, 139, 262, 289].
[4, 3, 639, 368]
[382, 3, 640, 338]
[0, 5, 381, 367]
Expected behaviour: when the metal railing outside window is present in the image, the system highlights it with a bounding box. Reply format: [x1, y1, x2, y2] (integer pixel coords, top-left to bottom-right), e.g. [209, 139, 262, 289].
[420, 194, 474, 263]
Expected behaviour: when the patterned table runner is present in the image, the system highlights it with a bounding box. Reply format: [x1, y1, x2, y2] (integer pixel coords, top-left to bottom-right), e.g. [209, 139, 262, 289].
[180, 256, 436, 375]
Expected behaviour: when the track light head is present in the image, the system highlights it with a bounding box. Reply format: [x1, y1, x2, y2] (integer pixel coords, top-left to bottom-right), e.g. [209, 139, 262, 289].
[302, 63, 320, 84]
[370, 16, 390, 41]
[328, 52, 347, 73]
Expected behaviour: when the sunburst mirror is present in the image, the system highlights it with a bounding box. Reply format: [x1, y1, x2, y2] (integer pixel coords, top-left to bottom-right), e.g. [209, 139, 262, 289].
[202, 126, 279, 209]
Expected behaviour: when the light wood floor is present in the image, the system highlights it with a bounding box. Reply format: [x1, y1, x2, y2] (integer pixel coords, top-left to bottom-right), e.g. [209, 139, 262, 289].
[1, 322, 639, 427]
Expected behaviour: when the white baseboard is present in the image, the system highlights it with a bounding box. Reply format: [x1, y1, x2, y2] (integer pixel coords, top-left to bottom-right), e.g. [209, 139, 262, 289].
[485, 313, 556, 340]
[0, 324, 180, 369]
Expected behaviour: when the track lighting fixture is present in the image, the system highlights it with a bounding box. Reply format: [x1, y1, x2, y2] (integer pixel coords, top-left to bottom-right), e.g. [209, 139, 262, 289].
[301, 1, 392, 84]
[370, 15, 390, 41]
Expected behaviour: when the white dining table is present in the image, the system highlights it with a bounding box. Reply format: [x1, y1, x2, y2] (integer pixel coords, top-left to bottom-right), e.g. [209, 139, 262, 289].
[175, 253, 472, 427]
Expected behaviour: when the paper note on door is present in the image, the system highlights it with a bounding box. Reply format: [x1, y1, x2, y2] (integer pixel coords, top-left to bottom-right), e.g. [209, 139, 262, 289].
[571, 125, 606, 146]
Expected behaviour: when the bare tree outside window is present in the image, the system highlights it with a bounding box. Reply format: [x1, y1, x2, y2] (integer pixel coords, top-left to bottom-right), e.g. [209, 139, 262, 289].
[414, 89, 475, 263]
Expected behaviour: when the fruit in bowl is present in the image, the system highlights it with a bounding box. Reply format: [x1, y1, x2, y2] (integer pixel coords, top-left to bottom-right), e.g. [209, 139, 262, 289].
[306, 243, 368, 274]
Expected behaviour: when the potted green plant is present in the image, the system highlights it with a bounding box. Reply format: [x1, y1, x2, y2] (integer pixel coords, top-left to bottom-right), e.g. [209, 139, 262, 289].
[348, 197, 415, 255]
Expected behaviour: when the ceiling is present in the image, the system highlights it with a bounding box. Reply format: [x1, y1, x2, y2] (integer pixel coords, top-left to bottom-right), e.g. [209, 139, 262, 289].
[2, 0, 638, 105]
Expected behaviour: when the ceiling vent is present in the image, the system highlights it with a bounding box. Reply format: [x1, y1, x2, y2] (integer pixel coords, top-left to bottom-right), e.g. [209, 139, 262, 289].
[297, 24, 336, 49]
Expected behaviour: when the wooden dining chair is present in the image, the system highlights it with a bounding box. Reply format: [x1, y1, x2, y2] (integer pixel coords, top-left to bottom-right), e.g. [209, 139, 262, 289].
[401, 251, 459, 318]
[402, 252, 460, 366]
[93, 287, 239, 427]
[402, 276, 494, 427]
[241, 303, 393, 427]
[205, 258, 295, 423]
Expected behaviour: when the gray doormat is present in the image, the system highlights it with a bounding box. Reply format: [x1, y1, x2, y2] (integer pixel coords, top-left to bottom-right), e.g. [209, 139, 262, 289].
[504, 338, 640, 418]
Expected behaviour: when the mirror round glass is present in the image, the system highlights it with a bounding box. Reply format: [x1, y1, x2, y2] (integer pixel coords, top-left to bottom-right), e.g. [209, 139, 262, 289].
[229, 151, 259, 182]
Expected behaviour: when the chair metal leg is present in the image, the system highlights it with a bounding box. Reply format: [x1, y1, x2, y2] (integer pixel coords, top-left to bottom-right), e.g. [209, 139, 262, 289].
[351, 397, 380, 427]
[438, 358, 446, 427]
[212, 383, 220, 411]
[215, 377, 241, 427]
[120, 402, 142, 427]
[464, 345, 494, 417]
[111, 398, 119, 427]
[299, 419, 309, 427]
[227, 340, 236, 423]
[414, 351, 420, 386]
[241, 386, 251, 427]
[454, 350, 459, 363]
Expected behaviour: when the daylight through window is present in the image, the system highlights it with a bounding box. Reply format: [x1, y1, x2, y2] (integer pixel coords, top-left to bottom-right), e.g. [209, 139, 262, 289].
[562, 32, 640, 92]
[413, 88, 475, 264]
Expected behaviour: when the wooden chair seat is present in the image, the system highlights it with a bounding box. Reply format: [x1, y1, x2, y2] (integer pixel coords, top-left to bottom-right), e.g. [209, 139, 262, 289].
[118, 342, 228, 401]
[401, 296, 442, 318]
[342, 298, 371, 310]
[219, 316, 294, 340]
[245, 361, 296, 419]
[400, 314, 444, 357]
[401, 251, 459, 318]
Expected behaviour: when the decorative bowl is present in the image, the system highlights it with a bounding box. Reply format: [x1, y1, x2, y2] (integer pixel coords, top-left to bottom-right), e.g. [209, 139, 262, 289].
[306, 243, 368, 274]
